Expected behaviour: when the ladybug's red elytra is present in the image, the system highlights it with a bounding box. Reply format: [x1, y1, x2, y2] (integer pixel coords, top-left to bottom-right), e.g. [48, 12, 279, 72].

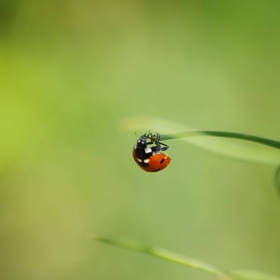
[132, 133, 171, 172]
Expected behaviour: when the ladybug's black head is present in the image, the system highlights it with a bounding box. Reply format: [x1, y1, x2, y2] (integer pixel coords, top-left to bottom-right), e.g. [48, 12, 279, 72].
[136, 135, 147, 149]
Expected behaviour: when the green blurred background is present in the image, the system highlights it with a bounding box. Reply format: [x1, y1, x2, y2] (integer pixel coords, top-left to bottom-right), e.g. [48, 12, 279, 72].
[1, 1, 280, 279]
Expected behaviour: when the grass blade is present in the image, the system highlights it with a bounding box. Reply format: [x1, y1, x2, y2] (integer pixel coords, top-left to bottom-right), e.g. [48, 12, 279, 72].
[225, 270, 280, 280]
[94, 235, 229, 279]
[94, 236, 280, 280]
[121, 117, 280, 164]
[161, 131, 280, 150]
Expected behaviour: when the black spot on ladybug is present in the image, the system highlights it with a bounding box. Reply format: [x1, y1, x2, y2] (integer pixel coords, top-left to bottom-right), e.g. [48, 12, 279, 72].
[139, 160, 149, 167]
[160, 158, 165, 164]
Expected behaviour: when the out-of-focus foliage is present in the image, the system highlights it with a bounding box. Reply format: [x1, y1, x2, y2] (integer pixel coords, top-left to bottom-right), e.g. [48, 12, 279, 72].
[1, 1, 280, 280]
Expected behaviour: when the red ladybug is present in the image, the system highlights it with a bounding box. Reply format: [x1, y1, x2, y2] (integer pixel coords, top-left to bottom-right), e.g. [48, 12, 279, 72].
[132, 133, 171, 172]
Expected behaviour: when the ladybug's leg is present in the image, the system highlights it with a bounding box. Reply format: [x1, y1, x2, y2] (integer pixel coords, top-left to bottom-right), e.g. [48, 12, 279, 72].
[158, 141, 169, 151]
[148, 134, 169, 152]
[151, 145, 159, 153]
[145, 133, 169, 152]
[151, 142, 168, 153]
[153, 134, 169, 152]
[152, 134, 161, 152]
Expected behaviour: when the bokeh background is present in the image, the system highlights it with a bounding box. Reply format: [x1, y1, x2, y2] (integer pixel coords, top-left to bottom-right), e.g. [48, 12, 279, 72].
[1, 1, 280, 279]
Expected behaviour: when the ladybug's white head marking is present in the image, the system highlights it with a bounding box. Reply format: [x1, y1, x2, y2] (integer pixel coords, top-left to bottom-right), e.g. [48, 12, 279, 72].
[144, 147, 152, 154]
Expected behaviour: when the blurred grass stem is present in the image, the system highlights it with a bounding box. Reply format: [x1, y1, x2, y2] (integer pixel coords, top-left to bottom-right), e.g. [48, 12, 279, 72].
[94, 236, 230, 279]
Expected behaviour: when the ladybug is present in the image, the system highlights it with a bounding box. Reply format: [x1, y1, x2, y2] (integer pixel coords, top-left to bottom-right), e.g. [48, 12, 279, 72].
[132, 132, 171, 172]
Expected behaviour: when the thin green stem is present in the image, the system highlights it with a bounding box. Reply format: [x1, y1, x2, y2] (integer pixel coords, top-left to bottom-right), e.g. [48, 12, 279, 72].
[94, 236, 230, 279]
[160, 131, 280, 150]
